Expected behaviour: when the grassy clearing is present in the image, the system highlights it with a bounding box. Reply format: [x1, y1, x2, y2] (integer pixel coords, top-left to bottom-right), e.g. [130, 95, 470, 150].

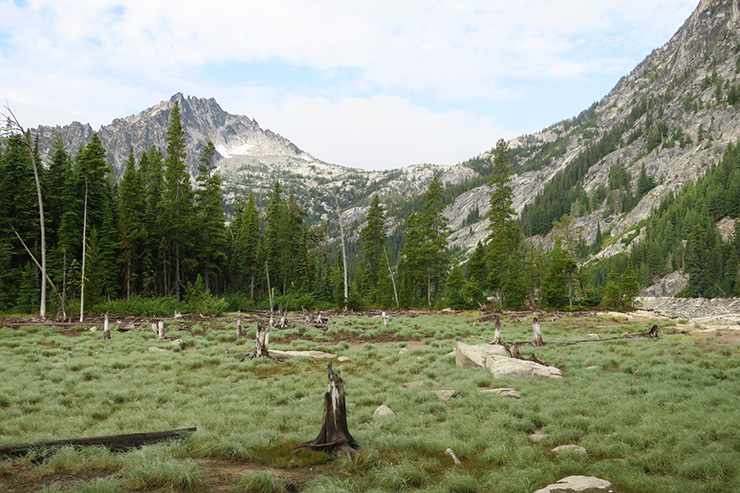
[0, 312, 738, 491]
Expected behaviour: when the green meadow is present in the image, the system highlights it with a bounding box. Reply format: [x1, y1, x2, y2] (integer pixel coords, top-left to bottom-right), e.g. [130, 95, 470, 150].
[0, 312, 738, 492]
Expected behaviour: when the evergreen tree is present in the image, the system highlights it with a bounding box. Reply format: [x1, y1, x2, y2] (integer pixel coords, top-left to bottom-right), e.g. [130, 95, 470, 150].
[359, 195, 387, 304]
[233, 192, 262, 300]
[119, 149, 145, 300]
[398, 176, 449, 307]
[486, 139, 520, 307]
[194, 142, 227, 293]
[162, 100, 193, 296]
[542, 238, 576, 309]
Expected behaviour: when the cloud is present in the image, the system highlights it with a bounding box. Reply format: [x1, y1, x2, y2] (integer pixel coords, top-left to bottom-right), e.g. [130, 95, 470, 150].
[0, 0, 699, 169]
[228, 93, 514, 170]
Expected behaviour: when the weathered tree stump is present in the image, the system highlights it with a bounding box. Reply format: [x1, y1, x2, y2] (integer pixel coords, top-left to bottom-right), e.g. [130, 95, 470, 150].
[248, 321, 277, 360]
[532, 316, 544, 347]
[102, 313, 111, 340]
[157, 321, 165, 340]
[236, 314, 243, 339]
[297, 362, 359, 459]
[490, 314, 504, 345]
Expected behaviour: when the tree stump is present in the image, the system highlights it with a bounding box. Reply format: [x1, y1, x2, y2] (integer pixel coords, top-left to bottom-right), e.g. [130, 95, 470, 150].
[532, 316, 544, 347]
[102, 313, 111, 340]
[298, 362, 359, 459]
[249, 321, 271, 359]
[157, 321, 165, 340]
[490, 314, 504, 345]
[236, 315, 243, 339]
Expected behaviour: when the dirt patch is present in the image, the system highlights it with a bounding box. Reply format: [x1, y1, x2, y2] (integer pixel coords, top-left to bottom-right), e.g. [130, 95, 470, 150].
[199, 458, 333, 492]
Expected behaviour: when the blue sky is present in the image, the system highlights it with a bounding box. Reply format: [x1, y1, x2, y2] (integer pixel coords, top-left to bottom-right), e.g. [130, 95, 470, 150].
[0, 0, 698, 170]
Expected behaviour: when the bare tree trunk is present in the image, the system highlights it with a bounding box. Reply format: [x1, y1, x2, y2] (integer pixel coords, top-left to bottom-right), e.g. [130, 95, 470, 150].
[427, 270, 432, 309]
[490, 314, 504, 345]
[298, 362, 359, 459]
[335, 194, 348, 308]
[532, 316, 544, 347]
[3, 108, 47, 319]
[11, 227, 66, 320]
[79, 180, 88, 323]
[158, 320, 165, 340]
[265, 263, 275, 327]
[384, 247, 399, 308]
[382, 311, 388, 328]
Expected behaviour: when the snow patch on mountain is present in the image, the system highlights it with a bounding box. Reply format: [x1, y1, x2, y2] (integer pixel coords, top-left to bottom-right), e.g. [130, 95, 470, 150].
[216, 143, 254, 158]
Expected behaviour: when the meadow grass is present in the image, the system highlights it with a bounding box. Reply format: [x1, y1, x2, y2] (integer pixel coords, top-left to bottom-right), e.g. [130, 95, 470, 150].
[0, 312, 738, 491]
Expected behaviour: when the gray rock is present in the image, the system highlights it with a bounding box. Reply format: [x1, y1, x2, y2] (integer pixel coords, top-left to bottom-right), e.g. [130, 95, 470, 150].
[478, 387, 522, 398]
[148, 347, 167, 352]
[534, 475, 612, 493]
[268, 349, 335, 359]
[403, 381, 427, 389]
[434, 390, 460, 404]
[170, 338, 186, 350]
[455, 342, 509, 369]
[373, 405, 395, 418]
[337, 356, 352, 362]
[551, 444, 587, 455]
[486, 356, 563, 381]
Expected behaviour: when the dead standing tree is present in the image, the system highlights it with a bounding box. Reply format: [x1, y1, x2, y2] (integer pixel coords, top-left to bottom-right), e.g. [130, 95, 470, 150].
[298, 362, 359, 459]
[490, 314, 504, 345]
[532, 316, 544, 347]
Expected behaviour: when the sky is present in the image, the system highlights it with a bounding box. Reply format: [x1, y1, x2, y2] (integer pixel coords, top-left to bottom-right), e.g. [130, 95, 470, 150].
[0, 0, 699, 171]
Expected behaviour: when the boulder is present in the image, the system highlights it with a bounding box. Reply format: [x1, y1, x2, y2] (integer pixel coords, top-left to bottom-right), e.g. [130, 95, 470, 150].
[373, 405, 395, 418]
[486, 356, 563, 381]
[529, 432, 550, 442]
[455, 342, 509, 369]
[551, 444, 587, 454]
[170, 338, 186, 350]
[478, 387, 521, 398]
[148, 347, 167, 352]
[534, 475, 612, 493]
[337, 356, 352, 362]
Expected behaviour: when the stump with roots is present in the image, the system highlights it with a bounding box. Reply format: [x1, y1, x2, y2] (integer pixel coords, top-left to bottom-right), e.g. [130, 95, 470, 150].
[297, 362, 359, 459]
[489, 314, 504, 345]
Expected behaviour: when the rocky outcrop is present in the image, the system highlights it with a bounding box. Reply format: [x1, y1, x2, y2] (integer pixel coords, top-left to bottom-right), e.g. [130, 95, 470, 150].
[639, 296, 740, 323]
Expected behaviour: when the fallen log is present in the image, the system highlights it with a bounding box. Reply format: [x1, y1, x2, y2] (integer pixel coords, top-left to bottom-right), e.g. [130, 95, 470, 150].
[509, 324, 661, 346]
[0, 427, 196, 458]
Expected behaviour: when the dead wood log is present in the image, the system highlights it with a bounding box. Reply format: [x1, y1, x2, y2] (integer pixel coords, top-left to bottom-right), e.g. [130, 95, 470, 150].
[297, 362, 359, 459]
[510, 324, 661, 346]
[0, 427, 196, 458]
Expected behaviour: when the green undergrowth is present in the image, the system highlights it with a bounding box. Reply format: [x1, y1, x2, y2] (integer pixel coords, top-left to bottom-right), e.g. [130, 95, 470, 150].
[0, 313, 738, 492]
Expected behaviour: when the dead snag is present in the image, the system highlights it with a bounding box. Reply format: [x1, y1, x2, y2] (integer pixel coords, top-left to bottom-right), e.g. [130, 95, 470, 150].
[236, 313, 243, 339]
[298, 362, 359, 459]
[102, 313, 111, 340]
[252, 321, 269, 358]
[157, 321, 165, 340]
[490, 314, 504, 345]
[532, 316, 543, 347]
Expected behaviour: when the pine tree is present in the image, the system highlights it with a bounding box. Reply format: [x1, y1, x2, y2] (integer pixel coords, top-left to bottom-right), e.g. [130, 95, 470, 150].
[621, 260, 640, 308]
[359, 195, 387, 304]
[399, 176, 449, 308]
[486, 138, 520, 307]
[542, 238, 576, 310]
[234, 192, 262, 300]
[162, 100, 193, 296]
[194, 142, 227, 293]
[119, 149, 145, 300]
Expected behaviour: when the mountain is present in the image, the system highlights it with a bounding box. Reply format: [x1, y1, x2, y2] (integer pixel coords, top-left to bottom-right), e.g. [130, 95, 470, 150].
[31, 0, 740, 269]
[448, 0, 740, 257]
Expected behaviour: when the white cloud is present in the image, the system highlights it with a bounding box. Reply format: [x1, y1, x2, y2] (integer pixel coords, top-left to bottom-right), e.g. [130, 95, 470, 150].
[0, 0, 699, 169]
[231, 94, 514, 170]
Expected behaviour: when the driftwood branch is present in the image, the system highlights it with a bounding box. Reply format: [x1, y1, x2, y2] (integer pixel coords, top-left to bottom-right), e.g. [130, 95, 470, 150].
[0, 427, 196, 458]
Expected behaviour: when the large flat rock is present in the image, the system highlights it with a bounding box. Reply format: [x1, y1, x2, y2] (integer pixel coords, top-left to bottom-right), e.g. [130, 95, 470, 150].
[534, 475, 612, 493]
[455, 342, 509, 369]
[486, 356, 563, 381]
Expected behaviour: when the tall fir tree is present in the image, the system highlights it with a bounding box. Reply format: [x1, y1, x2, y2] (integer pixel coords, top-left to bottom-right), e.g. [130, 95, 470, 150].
[359, 195, 387, 304]
[162, 100, 193, 296]
[119, 149, 145, 300]
[194, 142, 228, 293]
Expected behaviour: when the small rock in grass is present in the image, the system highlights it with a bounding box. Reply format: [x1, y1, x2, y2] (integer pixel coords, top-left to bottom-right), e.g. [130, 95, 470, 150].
[434, 390, 460, 404]
[585, 365, 599, 370]
[529, 432, 550, 442]
[373, 405, 395, 417]
[533, 475, 612, 492]
[171, 338, 186, 350]
[148, 347, 167, 352]
[337, 356, 351, 362]
[399, 347, 409, 354]
[479, 387, 521, 398]
[89, 326, 98, 332]
[587, 333, 600, 340]
[403, 381, 426, 389]
[551, 444, 587, 454]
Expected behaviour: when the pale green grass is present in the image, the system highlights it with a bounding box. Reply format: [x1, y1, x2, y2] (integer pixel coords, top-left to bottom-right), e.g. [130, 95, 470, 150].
[0, 314, 738, 491]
